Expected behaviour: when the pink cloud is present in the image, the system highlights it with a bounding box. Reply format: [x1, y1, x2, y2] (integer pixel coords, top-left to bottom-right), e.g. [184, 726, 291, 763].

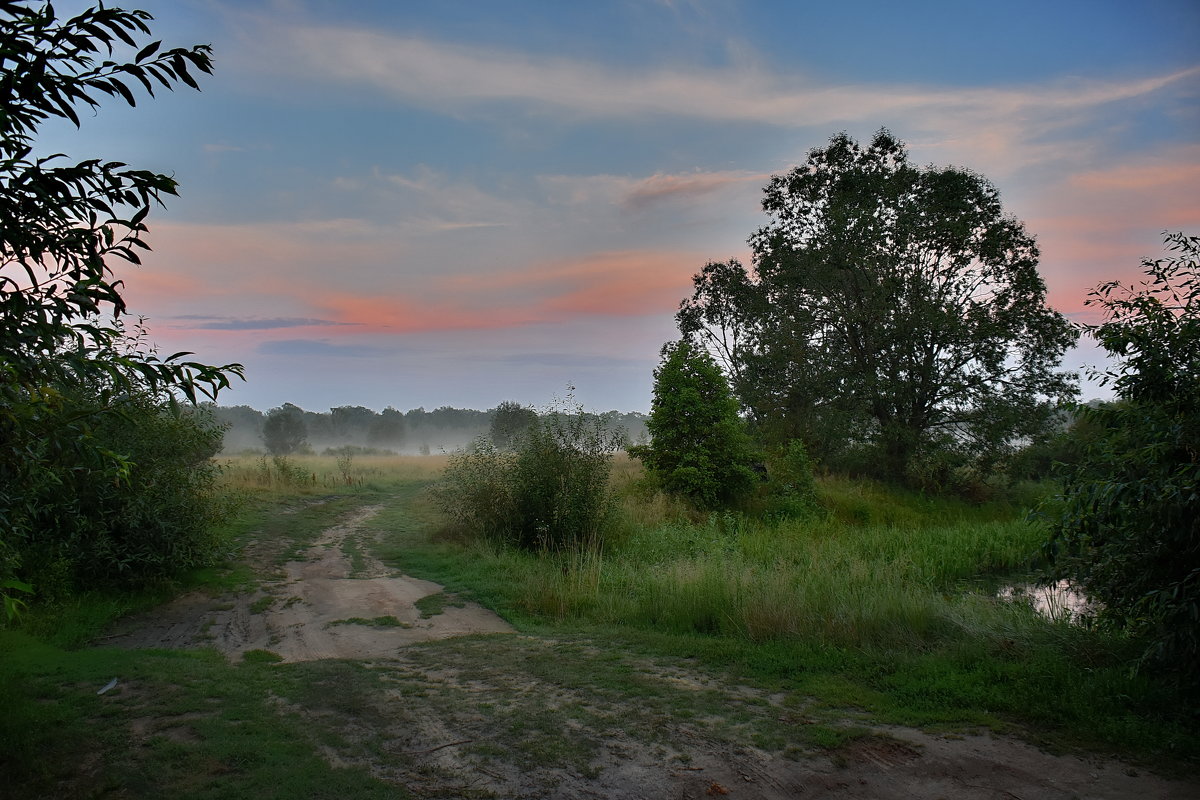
[310, 290, 538, 333]
[437, 249, 705, 315]
[248, 250, 711, 335]
[623, 171, 769, 208]
[1024, 148, 1200, 315]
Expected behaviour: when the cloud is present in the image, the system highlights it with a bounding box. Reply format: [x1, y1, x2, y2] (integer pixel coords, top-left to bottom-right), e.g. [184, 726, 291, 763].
[436, 249, 705, 317]
[259, 22, 1197, 178]
[275, 24, 1196, 126]
[173, 248, 709, 337]
[624, 170, 768, 208]
[493, 353, 649, 369]
[1023, 145, 1200, 313]
[257, 339, 387, 357]
[540, 169, 767, 210]
[175, 316, 360, 331]
[306, 290, 540, 333]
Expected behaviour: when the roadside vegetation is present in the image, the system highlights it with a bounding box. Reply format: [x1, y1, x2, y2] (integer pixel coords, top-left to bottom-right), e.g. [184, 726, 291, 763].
[3, 451, 1198, 796]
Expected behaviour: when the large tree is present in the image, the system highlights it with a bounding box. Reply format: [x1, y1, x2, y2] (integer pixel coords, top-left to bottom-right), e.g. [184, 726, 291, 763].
[679, 130, 1077, 479]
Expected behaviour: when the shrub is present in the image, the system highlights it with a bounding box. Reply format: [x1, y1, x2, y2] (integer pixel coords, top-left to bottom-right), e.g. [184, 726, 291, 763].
[1047, 232, 1200, 681]
[762, 439, 818, 516]
[6, 392, 232, 596]
[434, 397, 624, 551]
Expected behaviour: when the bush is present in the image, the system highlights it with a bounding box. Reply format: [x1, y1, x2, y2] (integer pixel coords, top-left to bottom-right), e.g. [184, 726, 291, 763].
[4, 392, 232, 597]
[434, 398, 624, 551]
[0, 5, 240, 603]
[1047, 232, 1200, 682]
[762, 439, 818, 516]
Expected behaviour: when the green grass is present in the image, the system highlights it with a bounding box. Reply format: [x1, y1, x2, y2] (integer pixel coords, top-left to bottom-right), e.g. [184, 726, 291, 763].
[4, 454, 1197, 797]
[365, 471, 1200, 767]
[414, 592, 465, 619]
[0, 631, 401, 798]
[327, 615, 409, 628]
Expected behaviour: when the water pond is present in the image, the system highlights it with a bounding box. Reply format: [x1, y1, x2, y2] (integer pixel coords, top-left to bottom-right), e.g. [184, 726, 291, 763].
[997, 579, 1093, 623]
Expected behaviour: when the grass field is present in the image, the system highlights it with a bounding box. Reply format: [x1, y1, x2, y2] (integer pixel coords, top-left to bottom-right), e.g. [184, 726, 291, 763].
[2, 452, 1196, 797]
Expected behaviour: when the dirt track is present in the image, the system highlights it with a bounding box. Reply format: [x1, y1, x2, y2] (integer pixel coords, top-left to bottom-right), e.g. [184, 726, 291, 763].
[100, 503, 1200, 799]
[101, 505, 513, 661]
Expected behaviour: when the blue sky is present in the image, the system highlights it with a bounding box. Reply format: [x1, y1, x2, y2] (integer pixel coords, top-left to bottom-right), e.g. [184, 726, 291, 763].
[44, 0, 1200, 412]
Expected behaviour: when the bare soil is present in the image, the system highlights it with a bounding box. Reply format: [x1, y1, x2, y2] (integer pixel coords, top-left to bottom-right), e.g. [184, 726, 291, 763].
[101, 505, 513, 662]
[101, 504, 1200, 799]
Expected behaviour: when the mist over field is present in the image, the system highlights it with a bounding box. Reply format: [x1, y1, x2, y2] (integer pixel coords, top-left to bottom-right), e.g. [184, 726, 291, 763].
[208, 403, 648, 456]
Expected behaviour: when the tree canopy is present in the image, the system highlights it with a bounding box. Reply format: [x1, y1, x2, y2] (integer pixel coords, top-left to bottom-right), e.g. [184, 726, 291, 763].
[262, 404, 308, 455]
[678, 130, 1077, 480]
[490, 400, 537, 450]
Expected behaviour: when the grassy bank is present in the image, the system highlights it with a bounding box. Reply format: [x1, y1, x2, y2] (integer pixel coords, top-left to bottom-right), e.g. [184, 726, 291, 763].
[367, 456, 1199, 763]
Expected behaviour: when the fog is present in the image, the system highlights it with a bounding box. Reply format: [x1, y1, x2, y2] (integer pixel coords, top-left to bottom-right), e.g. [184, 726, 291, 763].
[205, 403, 648, 456]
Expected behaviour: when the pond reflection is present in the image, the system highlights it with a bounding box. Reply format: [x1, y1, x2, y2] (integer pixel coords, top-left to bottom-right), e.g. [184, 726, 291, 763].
[998, 579, 1093, 623]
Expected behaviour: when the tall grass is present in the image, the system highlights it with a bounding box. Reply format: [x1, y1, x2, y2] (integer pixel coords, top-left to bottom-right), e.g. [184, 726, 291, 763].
[221, 453, 450, 495]
[460, 511, 1048, 650]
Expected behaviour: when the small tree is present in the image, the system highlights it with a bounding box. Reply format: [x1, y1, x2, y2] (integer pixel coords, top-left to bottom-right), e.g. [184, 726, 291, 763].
[262, 403, 308, 455]
[1047, 232, 1199, 680]
[632, 339, 757, 509]
[490, 400, 537, 450]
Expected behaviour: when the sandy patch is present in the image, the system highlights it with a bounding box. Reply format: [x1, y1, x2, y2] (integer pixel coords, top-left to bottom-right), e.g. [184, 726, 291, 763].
[99, 504, 512, 662]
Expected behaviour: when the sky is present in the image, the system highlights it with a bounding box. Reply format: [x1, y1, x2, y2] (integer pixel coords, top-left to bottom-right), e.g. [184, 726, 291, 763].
[41, 0, 1200, 413]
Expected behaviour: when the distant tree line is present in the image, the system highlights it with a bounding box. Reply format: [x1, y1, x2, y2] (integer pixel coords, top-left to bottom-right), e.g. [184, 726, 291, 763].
[206, 401, 648, 456]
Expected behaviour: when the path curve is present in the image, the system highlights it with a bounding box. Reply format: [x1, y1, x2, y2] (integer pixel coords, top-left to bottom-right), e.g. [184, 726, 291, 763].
[101, 504, 513, 662]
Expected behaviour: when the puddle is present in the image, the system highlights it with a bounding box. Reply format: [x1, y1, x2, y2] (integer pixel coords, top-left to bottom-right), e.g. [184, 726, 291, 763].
[998, 579, 1093, 623]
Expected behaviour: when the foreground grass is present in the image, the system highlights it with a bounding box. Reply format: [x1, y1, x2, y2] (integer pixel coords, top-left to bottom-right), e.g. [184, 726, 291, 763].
[3, 453, 1197, 797]
[372, 461, 1200, 765]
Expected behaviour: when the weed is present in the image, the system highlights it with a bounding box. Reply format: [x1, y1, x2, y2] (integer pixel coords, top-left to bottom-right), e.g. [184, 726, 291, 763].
[249, 595, 274, 614]
[327, 616, 409, 629]
[414, 592, 465, 619]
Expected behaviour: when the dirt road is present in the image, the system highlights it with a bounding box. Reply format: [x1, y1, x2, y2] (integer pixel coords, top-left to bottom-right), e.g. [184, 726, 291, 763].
[102, 502, 1199, 799]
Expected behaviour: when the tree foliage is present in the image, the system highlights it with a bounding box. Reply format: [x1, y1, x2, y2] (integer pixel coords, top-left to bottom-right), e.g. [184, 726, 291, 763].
[631, 340, 757, 509]
[368, 406, 406, 447]
[0, 3, 242, 597]
[678, 130, 1077, 482]
[1047, 232, 1200, 680]
[489, 400, 537, 451]
[262, 403, 308, 455]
